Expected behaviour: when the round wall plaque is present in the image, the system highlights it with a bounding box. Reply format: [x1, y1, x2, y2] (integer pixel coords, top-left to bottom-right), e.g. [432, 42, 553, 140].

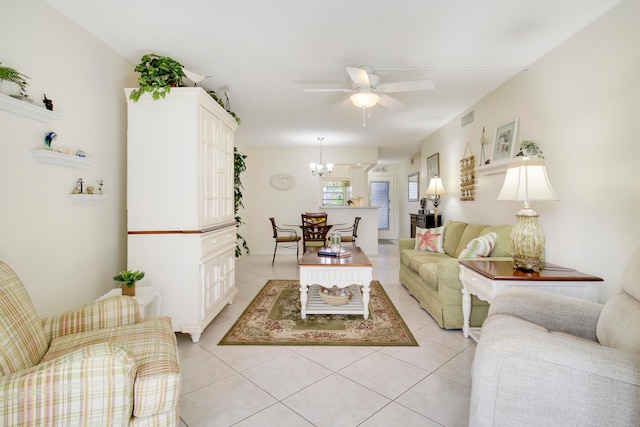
[270, 173, 295, 190]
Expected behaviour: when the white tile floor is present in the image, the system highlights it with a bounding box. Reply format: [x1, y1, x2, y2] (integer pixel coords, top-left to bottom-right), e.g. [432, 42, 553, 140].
[177, 242, 476, 427]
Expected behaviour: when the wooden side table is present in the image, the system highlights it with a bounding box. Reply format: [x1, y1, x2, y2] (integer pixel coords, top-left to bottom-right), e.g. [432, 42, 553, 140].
[98, 286, 162, 320]
[458, 260, 603, 342]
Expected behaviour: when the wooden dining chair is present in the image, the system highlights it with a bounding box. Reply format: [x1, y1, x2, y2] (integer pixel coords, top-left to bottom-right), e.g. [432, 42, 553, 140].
[269, 217, 301, 264]
[301, 212, 328, 248]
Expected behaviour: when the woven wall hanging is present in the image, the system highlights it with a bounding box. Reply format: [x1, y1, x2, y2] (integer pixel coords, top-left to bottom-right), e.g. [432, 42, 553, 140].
[460, 142, 475, 201]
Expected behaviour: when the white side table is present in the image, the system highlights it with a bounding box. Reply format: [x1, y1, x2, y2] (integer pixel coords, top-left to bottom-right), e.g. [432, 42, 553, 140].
[459, 260, 602, 342]
[98, 286, 162, 320]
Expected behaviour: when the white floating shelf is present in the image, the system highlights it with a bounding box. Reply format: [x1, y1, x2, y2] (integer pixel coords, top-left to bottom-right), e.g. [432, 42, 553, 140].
[31, 150, 94, 168]
[476, 162, 509, 175]
[0, 93, 62, 122]
[68, 194, 108, 205]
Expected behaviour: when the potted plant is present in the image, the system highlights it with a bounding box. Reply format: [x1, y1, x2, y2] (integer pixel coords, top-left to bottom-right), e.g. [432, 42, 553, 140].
[516, 140, 545, 159]
[129, 53, 185, 102]
[0, 62, 30, 101]
[113, 269, 145, 296]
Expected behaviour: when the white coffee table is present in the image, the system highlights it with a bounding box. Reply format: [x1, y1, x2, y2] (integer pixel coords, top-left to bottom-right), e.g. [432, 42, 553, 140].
[298, 247, 373, 319]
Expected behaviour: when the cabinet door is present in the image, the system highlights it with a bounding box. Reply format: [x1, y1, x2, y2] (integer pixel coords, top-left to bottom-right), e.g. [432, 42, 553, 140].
[199, 247, 236, 323]
[199, 107, 235, 227]
[200, 106, 221, 228]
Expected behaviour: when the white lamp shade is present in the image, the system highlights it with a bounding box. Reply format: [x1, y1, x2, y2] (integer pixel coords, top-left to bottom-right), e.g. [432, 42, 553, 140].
[350, 92, 379, 108]
[425, 176, 447, 196]
[497, 158, 558, 201]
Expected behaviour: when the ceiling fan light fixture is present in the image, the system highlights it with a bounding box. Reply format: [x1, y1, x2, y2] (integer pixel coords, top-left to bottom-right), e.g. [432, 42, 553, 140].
[350, 92, 379, 108]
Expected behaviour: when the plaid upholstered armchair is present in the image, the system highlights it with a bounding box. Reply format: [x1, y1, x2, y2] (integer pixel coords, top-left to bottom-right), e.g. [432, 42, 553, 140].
[0, 260, 181, 426]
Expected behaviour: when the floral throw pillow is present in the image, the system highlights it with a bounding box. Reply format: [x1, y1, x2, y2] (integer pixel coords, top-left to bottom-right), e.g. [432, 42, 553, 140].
[458, 232, 498, 259]
[415, 225, 445, 253]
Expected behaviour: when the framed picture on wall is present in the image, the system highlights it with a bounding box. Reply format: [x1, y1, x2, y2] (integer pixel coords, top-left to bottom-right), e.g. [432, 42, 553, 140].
[408, 172, 419, 201]
[426, 153, 440, 185]
[491, 117, 519, 163]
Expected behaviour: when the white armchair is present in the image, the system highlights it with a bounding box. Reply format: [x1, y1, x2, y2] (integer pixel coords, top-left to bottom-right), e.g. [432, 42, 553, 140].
[469, 246, 640, 427]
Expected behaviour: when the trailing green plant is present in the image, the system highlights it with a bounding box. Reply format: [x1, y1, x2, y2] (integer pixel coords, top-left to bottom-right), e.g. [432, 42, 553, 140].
[234, 147, 249, 257]
[113, 269, 145, 288]
[207, 90, 241, 126]
[0, 62, 29, 96]
[516, 140, 545, 159]
[129, 53, 185, 102]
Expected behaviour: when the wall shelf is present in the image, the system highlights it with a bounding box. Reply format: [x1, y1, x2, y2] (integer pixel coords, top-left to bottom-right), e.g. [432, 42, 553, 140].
[476, 162, 508, 175]
[0, 93, 62, 122]
[68, 194, 107, 205]
[31, 150, 94, 168]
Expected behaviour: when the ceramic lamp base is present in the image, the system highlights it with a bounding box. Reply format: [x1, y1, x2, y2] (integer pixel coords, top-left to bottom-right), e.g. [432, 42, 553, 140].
[510, 208, 544, 272]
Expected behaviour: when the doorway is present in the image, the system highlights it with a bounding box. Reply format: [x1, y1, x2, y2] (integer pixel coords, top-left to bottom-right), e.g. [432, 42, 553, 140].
[370, 178, 396, 240]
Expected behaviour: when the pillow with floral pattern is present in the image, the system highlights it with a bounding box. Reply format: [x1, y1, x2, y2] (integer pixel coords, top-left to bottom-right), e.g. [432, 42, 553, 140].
[415, 225, 445, 253]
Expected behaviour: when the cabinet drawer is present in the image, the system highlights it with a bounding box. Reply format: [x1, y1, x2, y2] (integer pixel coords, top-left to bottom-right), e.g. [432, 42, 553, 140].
[201, 226, 236, 259]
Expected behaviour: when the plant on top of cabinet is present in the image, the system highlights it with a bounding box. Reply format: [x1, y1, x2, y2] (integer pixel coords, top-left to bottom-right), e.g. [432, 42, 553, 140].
[0, 62, 30, 99]
[234, 147, 249, 257]
[129, 53, 185, 102]
[206, 90, 241, 126]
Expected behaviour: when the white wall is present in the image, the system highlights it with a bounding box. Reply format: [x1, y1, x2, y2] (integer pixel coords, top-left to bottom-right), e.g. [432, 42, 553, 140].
[417, 0, 640, 302]
[0, 0, 136, 316]
[240, 145, 378, 256]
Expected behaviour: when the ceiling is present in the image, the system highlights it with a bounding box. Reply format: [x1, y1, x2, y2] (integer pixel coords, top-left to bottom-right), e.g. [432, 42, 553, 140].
[47, 0, 621, 163]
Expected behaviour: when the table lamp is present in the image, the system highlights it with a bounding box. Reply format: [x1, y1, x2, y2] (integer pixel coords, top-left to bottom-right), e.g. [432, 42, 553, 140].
[497, 157, 558, 272]
[425, 176, 447, 228]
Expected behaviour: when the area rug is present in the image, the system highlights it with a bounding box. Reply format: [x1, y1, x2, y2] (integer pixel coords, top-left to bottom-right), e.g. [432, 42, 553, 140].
[219, 280, 418, 346]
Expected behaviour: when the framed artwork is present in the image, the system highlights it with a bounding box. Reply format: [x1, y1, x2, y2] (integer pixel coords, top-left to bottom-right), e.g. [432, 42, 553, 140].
[408, 172, 419, 201]
[491, 117, 519, 163]
[426, 153, 440, 185]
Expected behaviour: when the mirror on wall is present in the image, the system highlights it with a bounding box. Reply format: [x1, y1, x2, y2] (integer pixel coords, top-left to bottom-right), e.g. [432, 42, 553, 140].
[408, 172, 419, 202]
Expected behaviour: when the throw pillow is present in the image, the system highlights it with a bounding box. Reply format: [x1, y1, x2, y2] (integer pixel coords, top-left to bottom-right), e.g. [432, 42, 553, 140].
[415, 225, 445, 253]
[458, 232, 498, 259]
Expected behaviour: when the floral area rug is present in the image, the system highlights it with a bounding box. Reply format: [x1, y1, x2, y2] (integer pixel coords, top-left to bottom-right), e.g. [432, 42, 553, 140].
[219, 280, 418, 346]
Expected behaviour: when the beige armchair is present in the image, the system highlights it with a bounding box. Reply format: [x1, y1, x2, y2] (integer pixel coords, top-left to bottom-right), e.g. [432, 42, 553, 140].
[469, 246, 640, 427]
[0, 260, 181, 426]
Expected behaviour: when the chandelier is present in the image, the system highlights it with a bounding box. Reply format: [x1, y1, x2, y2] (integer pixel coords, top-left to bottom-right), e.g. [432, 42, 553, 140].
[309, 137, 333, 177]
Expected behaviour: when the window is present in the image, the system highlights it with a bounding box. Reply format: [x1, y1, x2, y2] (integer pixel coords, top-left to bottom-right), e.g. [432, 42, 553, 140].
[322, 179, 351, 206]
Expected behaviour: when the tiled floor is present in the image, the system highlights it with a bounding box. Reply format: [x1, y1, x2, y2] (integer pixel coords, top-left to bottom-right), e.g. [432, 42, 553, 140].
[177, 242, 476, 427]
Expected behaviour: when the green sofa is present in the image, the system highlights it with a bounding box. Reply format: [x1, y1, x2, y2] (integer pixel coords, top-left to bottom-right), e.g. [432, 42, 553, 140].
[399, 220, 513, 329]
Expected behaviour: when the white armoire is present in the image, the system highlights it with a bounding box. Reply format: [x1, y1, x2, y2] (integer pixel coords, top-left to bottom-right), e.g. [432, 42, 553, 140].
[124, 87, 238, 343]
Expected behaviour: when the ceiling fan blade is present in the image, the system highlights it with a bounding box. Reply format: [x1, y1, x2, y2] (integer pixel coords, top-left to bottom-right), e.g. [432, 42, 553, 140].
[376, 79, 435, 93]
[377, 94, 409, 111]
[301, 88, 353, 93]
[346, 67, 370, 86]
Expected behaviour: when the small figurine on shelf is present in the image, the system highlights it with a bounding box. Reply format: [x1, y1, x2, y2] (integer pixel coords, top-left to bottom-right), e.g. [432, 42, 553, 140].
[74, 178, 84, 194]
[96, 179, 104, 194]
[44, 131, 57, 149]
[43, 94, 53, 111]
[86, 186, 95, 195]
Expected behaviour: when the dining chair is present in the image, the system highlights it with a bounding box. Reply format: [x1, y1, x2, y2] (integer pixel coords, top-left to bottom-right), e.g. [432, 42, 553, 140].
[329, 216, 361, 246]
[301, 212, 329, 248]
[269, 218, 301, 264]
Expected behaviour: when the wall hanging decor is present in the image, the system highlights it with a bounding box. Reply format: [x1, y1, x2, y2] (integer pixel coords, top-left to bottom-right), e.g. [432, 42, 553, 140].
[460, 142, 475, 201]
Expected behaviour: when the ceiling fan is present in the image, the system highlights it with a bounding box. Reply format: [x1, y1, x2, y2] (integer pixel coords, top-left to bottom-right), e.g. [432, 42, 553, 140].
[303, 66, 435, 112]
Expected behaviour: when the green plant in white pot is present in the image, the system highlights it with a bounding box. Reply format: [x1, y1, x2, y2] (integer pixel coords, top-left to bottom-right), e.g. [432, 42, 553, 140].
[113, 269, 145, 296]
